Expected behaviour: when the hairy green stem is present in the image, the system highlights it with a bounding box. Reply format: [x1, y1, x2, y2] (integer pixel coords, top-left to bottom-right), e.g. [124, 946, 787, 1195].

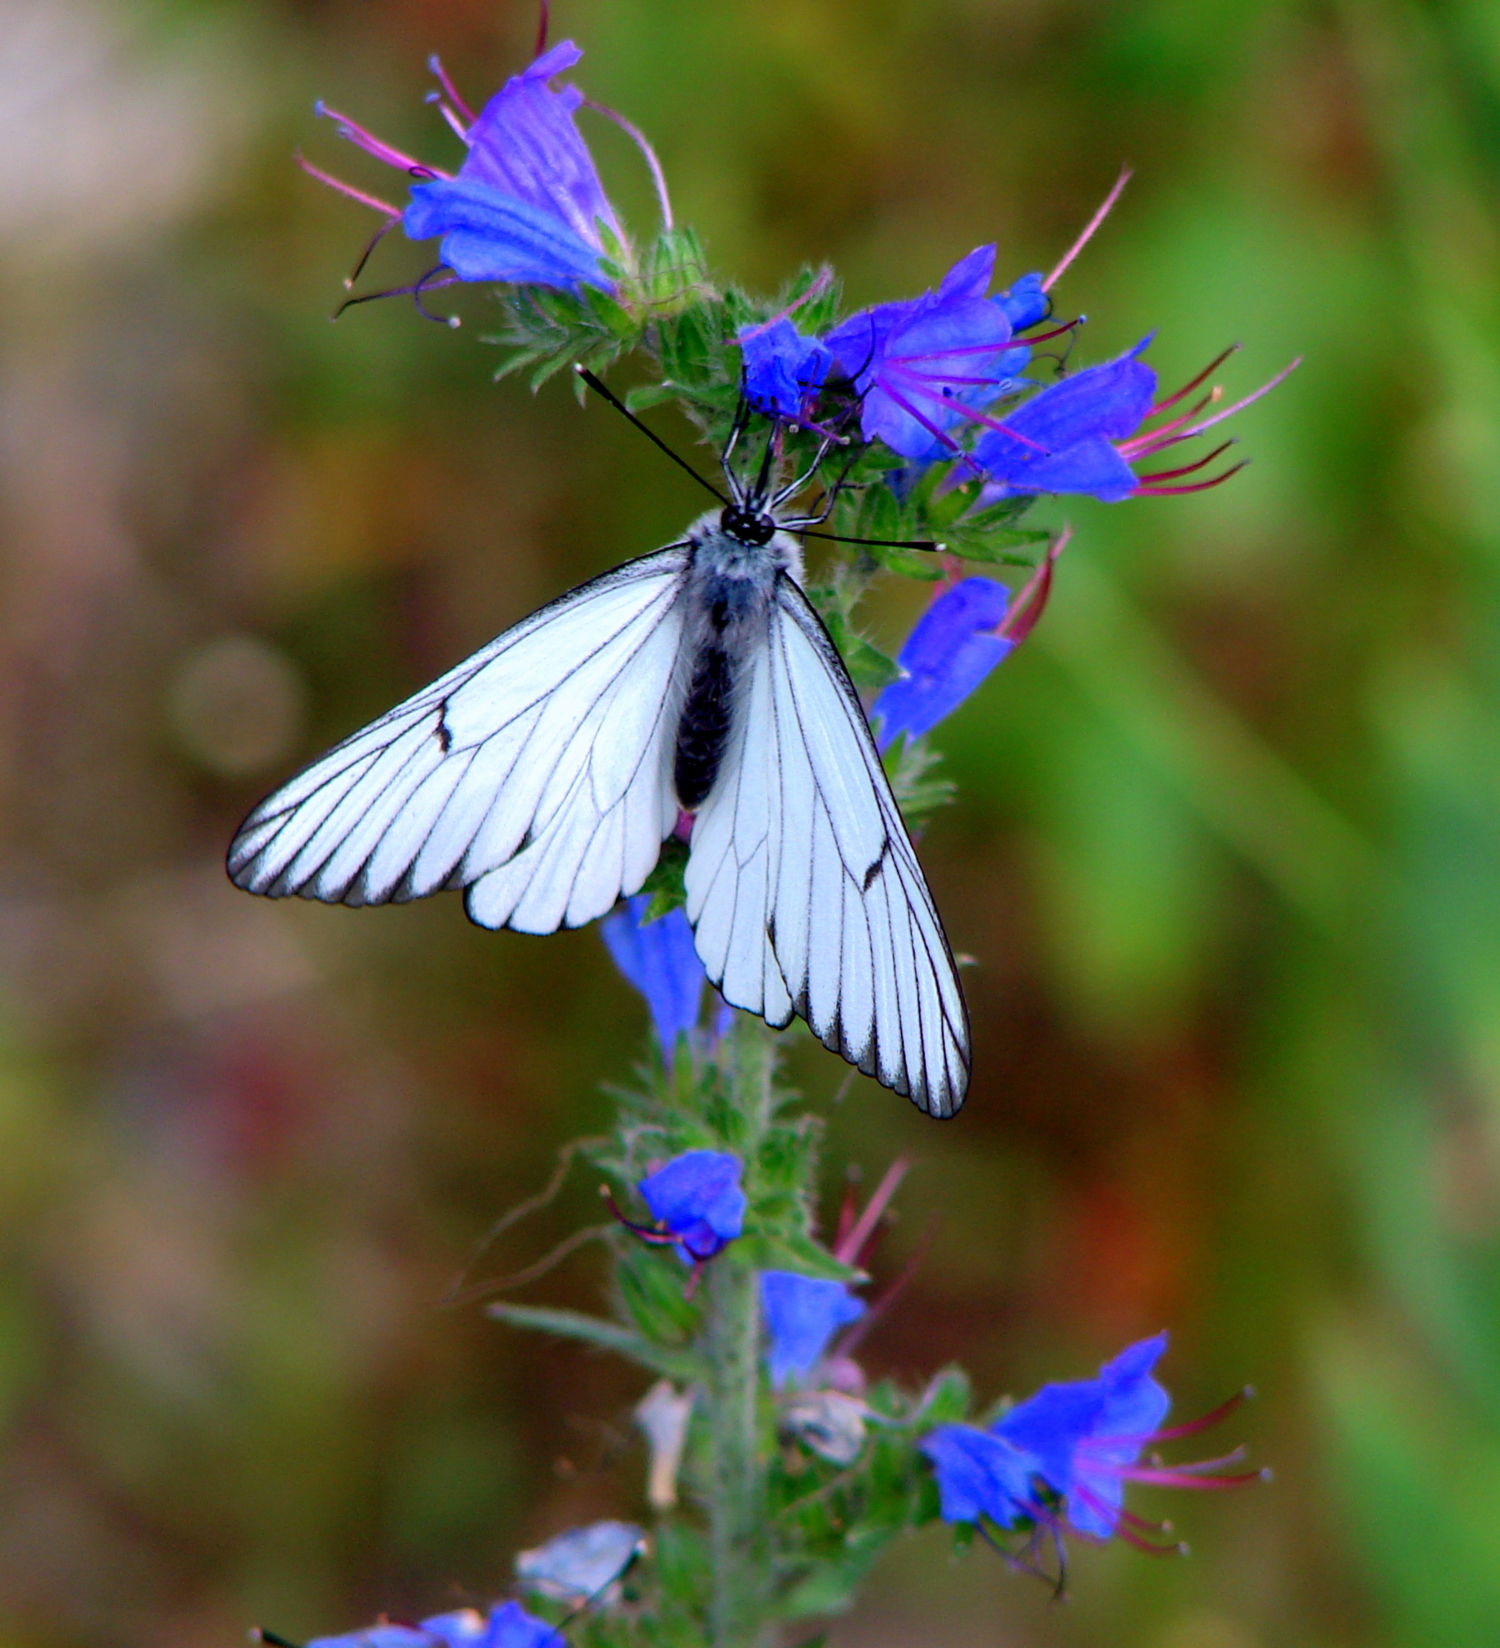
[705, 1018, 776, 1648]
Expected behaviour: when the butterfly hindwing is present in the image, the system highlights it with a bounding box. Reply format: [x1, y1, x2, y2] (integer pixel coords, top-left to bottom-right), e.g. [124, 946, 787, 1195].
[685, 573, 971, 1116]
[228, 547, 690, 931]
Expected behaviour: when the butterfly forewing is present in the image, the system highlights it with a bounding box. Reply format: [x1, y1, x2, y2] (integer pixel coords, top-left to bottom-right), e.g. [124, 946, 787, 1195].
[228, 547, 690, 920]
[685, 574, 970, 1117]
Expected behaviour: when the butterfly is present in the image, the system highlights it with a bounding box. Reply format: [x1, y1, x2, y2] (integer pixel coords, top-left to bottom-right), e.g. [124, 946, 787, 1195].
[228, 383, 970, 1116]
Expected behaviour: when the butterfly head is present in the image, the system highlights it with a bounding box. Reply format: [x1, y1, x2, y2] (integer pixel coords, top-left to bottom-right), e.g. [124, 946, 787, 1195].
[718, 502, 778, 546]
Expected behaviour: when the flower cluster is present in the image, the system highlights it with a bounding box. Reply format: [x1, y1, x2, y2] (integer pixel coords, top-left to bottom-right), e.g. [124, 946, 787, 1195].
[920, 1334, 1266, 1554]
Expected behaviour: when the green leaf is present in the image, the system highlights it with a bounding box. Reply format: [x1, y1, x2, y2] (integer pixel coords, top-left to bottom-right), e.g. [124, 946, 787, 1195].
[486, 1303, 703, 1381]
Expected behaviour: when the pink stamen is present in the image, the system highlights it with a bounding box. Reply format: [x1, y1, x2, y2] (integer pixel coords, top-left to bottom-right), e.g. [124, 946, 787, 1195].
[833, 1156, 911, 1265]
[996, 527, 1069, 648]
[837, 1213, 937, 1356]
[296, 153, 401, 219]
[1136, 440, 1234, 484]
[315, 101, 446, 177]
[1136, 1387, 1254, 1444]
[1136, 461, 1247, 496]
[428, 54, 476, 126]
[587, 99, 673, 230]
[1117, 1465, 1266, 1489]
[738, 269, 835, 344]
[1071, 1484, 1182, 1554]
[1117, 392, 1215, 458]
[536, 0, 550, 56]
[1043, 165, 1133, 292]
[1151, 344, 1239, 416]
[883, 365, 1050, 451]
[430, 98, 472, 145]
[1177, 356, 1302, 439]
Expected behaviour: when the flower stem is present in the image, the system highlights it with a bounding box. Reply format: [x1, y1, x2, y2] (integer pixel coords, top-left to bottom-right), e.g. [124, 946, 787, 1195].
[705, 1017, 776, 1648]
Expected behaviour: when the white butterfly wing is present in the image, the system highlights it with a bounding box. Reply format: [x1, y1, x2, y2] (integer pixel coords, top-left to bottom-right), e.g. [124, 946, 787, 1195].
[685, 575, 971, 1117]
[228, 547, 690, 932]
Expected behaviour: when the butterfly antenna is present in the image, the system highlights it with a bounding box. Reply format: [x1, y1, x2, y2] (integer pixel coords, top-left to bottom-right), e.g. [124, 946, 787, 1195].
[575, 367, 728, 505]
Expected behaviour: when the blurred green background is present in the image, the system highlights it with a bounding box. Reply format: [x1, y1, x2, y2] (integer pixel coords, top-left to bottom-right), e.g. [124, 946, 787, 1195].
[1, 0, 1497, 1643]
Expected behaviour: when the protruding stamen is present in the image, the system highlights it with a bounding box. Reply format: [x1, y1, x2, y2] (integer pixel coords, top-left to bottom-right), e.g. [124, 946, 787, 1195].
[428, 54, 476, 125]
[833, 1157, 911, 1265]
[996, 526, 1069, 648]
[1151, 343, 1240, 415]
[343, 217, 401, 290]
[296, 153, 401, 220]
[315, 101, 444, 176]
[333, 267, 462, 326]
[586, 99, 673, 230]
[427, 96, 472, 144]
[535, 0, 550, 56]
[1177, 356, 1302, 440]
[1135, 1386, 1255, 1444]
[1043, 166, 1133, 292]
[1135, 440, 1235, 484]
[1136, 460, 1247, 496]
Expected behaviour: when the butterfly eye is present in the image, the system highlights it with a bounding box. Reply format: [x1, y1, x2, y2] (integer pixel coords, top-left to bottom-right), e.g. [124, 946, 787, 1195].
[718, 504, 777, 545]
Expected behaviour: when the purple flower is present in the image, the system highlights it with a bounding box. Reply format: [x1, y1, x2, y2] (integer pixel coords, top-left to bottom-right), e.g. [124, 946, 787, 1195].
[970, 342, 1301, 504]
[760, 1270, 865, 1387]
[314, 43, 621, 292]
[824, 247, 1025, 461]
[405, 43, 619, 288]
[601, 895, 706, 1059]
[479, 1603, 559, 1648]
[995, 271, 1048, 331]
[919, 1424, 1037, 1528]
[969, 341, 1156, 502]
[305, 1604, 554, 1648]
[638, 1149, 746, 1263]
[872, 577, 1014, 748]
[737, 317, 832, 420]
[994, 1333, 1264, 1544]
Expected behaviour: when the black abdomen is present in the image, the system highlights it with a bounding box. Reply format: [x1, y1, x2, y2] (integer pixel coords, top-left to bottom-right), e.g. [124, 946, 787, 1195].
[674, 644, 735, 809]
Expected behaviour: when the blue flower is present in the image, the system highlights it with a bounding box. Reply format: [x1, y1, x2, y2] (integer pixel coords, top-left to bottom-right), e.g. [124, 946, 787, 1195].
[969, 343, 1157, 502]
[824, 247, 1027, 461]
[759, 1270, 865, 1387]
[305, 1605, 542, 1648]
[993, 1333, 1264, 1543]
[600, 894, 706, 1060]
[919, 1424, 1037, 1528]
[479, 1603, 559, 1648]
[995, 271, 1048, 331]
[314, 43, 621, 293]
[872, 577, 1014, 748]
[638, 1149, 746, 1263]
[405, 43, 620, 288]
[737, 317, 832, 420]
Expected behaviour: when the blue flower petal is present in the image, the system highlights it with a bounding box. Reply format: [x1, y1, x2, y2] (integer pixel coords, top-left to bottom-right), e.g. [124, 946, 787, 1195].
[920, 1424, 1036, 1526]
[600, 895, 706, 1060]
[419, 1612, 489, 1648]
[638, 1149, 746, 1263]
[405, 179, 610, 288]
[872, 577, 1014, 747]
[760, 1271, 865, 1387]
[458, 41, 619, 253]
[307, 1628, 442, 1648]
[479, 1601, 560, 1648]
[737, 317, 831, 419]
[995, 271, 1048, 331]
[971, 345, 1156, 500]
